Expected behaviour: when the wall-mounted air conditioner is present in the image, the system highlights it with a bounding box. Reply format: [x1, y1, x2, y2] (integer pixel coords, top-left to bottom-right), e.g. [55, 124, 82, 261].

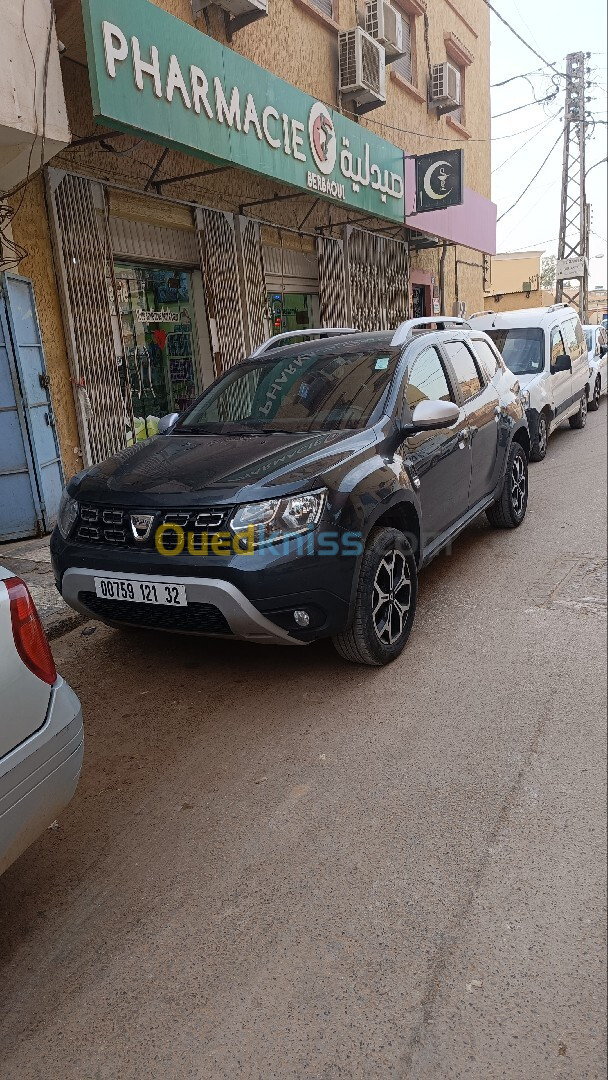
[365, 1, 404, 63]
[430, 61, 462, 113]
[192, 0, 268, 20]
[339, 27, 387, 110]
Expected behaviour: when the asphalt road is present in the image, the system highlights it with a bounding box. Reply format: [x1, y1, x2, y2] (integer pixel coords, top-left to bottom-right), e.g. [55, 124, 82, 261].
[1, 409, 606, 1080]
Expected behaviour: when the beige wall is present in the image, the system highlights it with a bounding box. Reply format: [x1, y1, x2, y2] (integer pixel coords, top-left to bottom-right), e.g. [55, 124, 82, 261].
[587, 290, 607, 324]
[484, 289, 554, 314]
[486, 252, 543, 297]
[0, 0, 70, 191]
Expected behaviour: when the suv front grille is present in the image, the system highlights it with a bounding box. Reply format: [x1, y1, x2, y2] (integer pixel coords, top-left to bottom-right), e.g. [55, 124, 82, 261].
[79, 592, 232, 634]
[75, 505, 233, 550]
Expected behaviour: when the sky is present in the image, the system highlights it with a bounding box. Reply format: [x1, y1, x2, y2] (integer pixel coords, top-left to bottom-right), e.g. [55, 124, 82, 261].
[490, 0, 607, 287]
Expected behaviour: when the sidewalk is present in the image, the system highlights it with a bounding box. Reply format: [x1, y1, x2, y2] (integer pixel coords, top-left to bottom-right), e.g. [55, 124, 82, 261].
[0, 535, 86, 640]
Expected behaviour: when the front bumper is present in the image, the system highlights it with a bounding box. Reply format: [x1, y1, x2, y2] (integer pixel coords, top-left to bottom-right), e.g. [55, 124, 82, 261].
[0, 678, 84, 876]
[61, 566, 308, 645]
[51, 527, 357, 644]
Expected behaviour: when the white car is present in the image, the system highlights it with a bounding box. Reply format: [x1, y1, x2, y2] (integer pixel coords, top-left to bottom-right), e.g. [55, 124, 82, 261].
[0, 568, 83, 876]
[470, 305, 590, 461]
[583, 324, 608, 412]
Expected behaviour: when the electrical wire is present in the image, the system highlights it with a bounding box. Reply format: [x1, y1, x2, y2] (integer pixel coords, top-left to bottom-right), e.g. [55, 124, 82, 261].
[497, 130, 564, 222]
[491, 64, 561, 88]
[492, 90, 559, 119]
[480, 0, 566, 80]
[492, 113, 560, 173]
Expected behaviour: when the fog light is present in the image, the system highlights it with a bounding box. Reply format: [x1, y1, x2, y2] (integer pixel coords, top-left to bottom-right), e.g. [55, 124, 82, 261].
[293, 609, 310, 628]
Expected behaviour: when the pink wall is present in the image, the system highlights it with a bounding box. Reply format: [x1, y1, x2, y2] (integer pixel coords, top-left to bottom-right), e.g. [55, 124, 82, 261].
[404, 157, 497, 255]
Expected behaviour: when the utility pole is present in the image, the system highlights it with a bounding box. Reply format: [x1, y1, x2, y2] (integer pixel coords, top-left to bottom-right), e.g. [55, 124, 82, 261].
[555, 52, 589, 321]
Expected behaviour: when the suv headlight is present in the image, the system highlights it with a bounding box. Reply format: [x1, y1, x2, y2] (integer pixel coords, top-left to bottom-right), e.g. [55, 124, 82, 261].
[520, 389, 530, 410]
[230, 489, 327, 548]
[57, 490, 79, 540]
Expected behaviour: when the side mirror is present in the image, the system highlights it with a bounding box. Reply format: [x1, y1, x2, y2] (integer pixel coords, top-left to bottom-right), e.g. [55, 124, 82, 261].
[157, 412, 180, 434]
[600, 344, 608, 357]
[409, 399, 461, 431]
[551, 353, 572, 374]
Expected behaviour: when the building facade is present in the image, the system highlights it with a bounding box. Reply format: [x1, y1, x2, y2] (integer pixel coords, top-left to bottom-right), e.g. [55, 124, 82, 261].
[3, 0, 495, 490]
[483, 251, 554, 314]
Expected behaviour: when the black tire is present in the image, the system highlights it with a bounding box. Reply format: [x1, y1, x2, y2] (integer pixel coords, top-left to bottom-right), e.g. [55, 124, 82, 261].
[333, 527, 418, 667]
[588, 378, 601, 412]
[569, 393, 588, 429]
[486, 442, 528, 530]
[530, 410, 548, 462]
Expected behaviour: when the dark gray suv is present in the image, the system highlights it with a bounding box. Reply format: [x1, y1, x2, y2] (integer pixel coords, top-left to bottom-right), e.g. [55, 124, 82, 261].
[52, 319, 530, 666]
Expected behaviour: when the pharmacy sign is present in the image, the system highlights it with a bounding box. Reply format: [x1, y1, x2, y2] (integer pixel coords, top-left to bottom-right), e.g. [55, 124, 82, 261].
[82, 0, 406, 222]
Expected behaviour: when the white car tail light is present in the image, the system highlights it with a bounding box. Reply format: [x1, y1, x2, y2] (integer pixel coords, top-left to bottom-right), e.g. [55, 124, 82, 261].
[4, 577, 57, 686]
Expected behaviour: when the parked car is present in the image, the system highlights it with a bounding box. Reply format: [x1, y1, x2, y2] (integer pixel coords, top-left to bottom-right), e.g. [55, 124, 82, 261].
[0, 569, 83, 876]
[470, 305, 590, 461]
[51, 319, 530, 667]
[583, 323, 608, 411]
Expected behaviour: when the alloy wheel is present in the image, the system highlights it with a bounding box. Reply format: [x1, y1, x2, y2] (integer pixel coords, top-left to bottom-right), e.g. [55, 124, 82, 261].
[372, 550, 412, 646]
[594, 380, 601, 410]
[511, 453, 527, 518]
[581, 395, 588, 425]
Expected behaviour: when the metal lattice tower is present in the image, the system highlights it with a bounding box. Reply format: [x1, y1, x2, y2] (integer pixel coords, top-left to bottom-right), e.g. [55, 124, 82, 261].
[555, 52, 589, 319]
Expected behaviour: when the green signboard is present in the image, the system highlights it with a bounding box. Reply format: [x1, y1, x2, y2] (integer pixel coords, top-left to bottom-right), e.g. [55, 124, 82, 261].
[82, 0, 405, 223]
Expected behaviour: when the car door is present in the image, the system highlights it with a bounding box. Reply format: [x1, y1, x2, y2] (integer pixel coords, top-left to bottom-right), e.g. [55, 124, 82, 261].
[549, 325, 572, 420]
[402, 343, 472, 551]
[441, 338, 501, 509]
[466, 337, 505, 504]
[563, 317, 588, 405]
[598, 327, 608, 391]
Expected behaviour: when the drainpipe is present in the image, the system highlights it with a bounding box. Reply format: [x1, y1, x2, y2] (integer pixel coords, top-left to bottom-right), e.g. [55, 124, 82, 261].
[439, 240, 448, 315]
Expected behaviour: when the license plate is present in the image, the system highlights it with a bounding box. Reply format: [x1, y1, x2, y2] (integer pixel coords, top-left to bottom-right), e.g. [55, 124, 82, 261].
[94, 577, 188, 607]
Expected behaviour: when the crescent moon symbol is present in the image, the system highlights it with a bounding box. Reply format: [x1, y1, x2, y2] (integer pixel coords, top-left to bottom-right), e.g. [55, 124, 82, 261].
[423, 160, 453, 201]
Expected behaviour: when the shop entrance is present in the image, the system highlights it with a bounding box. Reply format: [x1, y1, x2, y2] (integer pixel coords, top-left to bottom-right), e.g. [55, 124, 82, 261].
[412, 284, 427, 319]
[115, 262, 202, 442]
[267, 292, 320, 336]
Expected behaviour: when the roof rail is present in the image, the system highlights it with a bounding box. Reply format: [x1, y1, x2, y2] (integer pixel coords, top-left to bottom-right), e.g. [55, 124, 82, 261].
[547, 303, 571, 312]
[251, 327, 359, 357]
[390, 316, 471, 348]
[468, 311, 491, 319]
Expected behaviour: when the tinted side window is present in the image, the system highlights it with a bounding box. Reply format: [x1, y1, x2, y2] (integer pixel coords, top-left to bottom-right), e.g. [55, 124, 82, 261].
[471, 338, 499, 379]
[443, 341, 483, 402]
[562, 318, 582, 359]
[406, 346, 452, 409]
[551, 327, 565, 364]
[573, 319, 586, 355]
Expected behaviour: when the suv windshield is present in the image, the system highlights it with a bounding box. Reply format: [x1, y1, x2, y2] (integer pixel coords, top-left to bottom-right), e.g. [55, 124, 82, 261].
[485, 327, 544, 375]
[175, 345, 400, 434]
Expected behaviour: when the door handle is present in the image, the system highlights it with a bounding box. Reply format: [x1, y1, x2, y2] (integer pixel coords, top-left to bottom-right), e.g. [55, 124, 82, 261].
[458, 427, 471, 448]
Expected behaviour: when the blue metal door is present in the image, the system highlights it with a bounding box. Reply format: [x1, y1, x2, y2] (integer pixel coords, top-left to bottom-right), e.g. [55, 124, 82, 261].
[0, 273, 64, 541]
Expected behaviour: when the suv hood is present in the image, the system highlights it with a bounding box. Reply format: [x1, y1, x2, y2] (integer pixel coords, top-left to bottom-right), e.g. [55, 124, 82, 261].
[69, 430, 374, 507]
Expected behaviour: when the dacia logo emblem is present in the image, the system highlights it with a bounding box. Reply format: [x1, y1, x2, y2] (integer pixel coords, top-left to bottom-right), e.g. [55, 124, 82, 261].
[130, 514, 155, 542]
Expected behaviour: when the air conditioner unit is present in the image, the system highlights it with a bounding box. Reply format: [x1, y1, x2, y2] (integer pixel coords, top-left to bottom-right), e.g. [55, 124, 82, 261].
[192, 0, 268, 18]
[365, 1, 404, 63]
[430, 61, 462, 113]
[339, 27, 387, 108]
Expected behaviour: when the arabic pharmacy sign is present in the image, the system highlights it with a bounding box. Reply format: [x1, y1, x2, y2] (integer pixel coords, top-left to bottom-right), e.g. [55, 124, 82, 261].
[415, 150, 464, 214]
[82, 0, 406, 223]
